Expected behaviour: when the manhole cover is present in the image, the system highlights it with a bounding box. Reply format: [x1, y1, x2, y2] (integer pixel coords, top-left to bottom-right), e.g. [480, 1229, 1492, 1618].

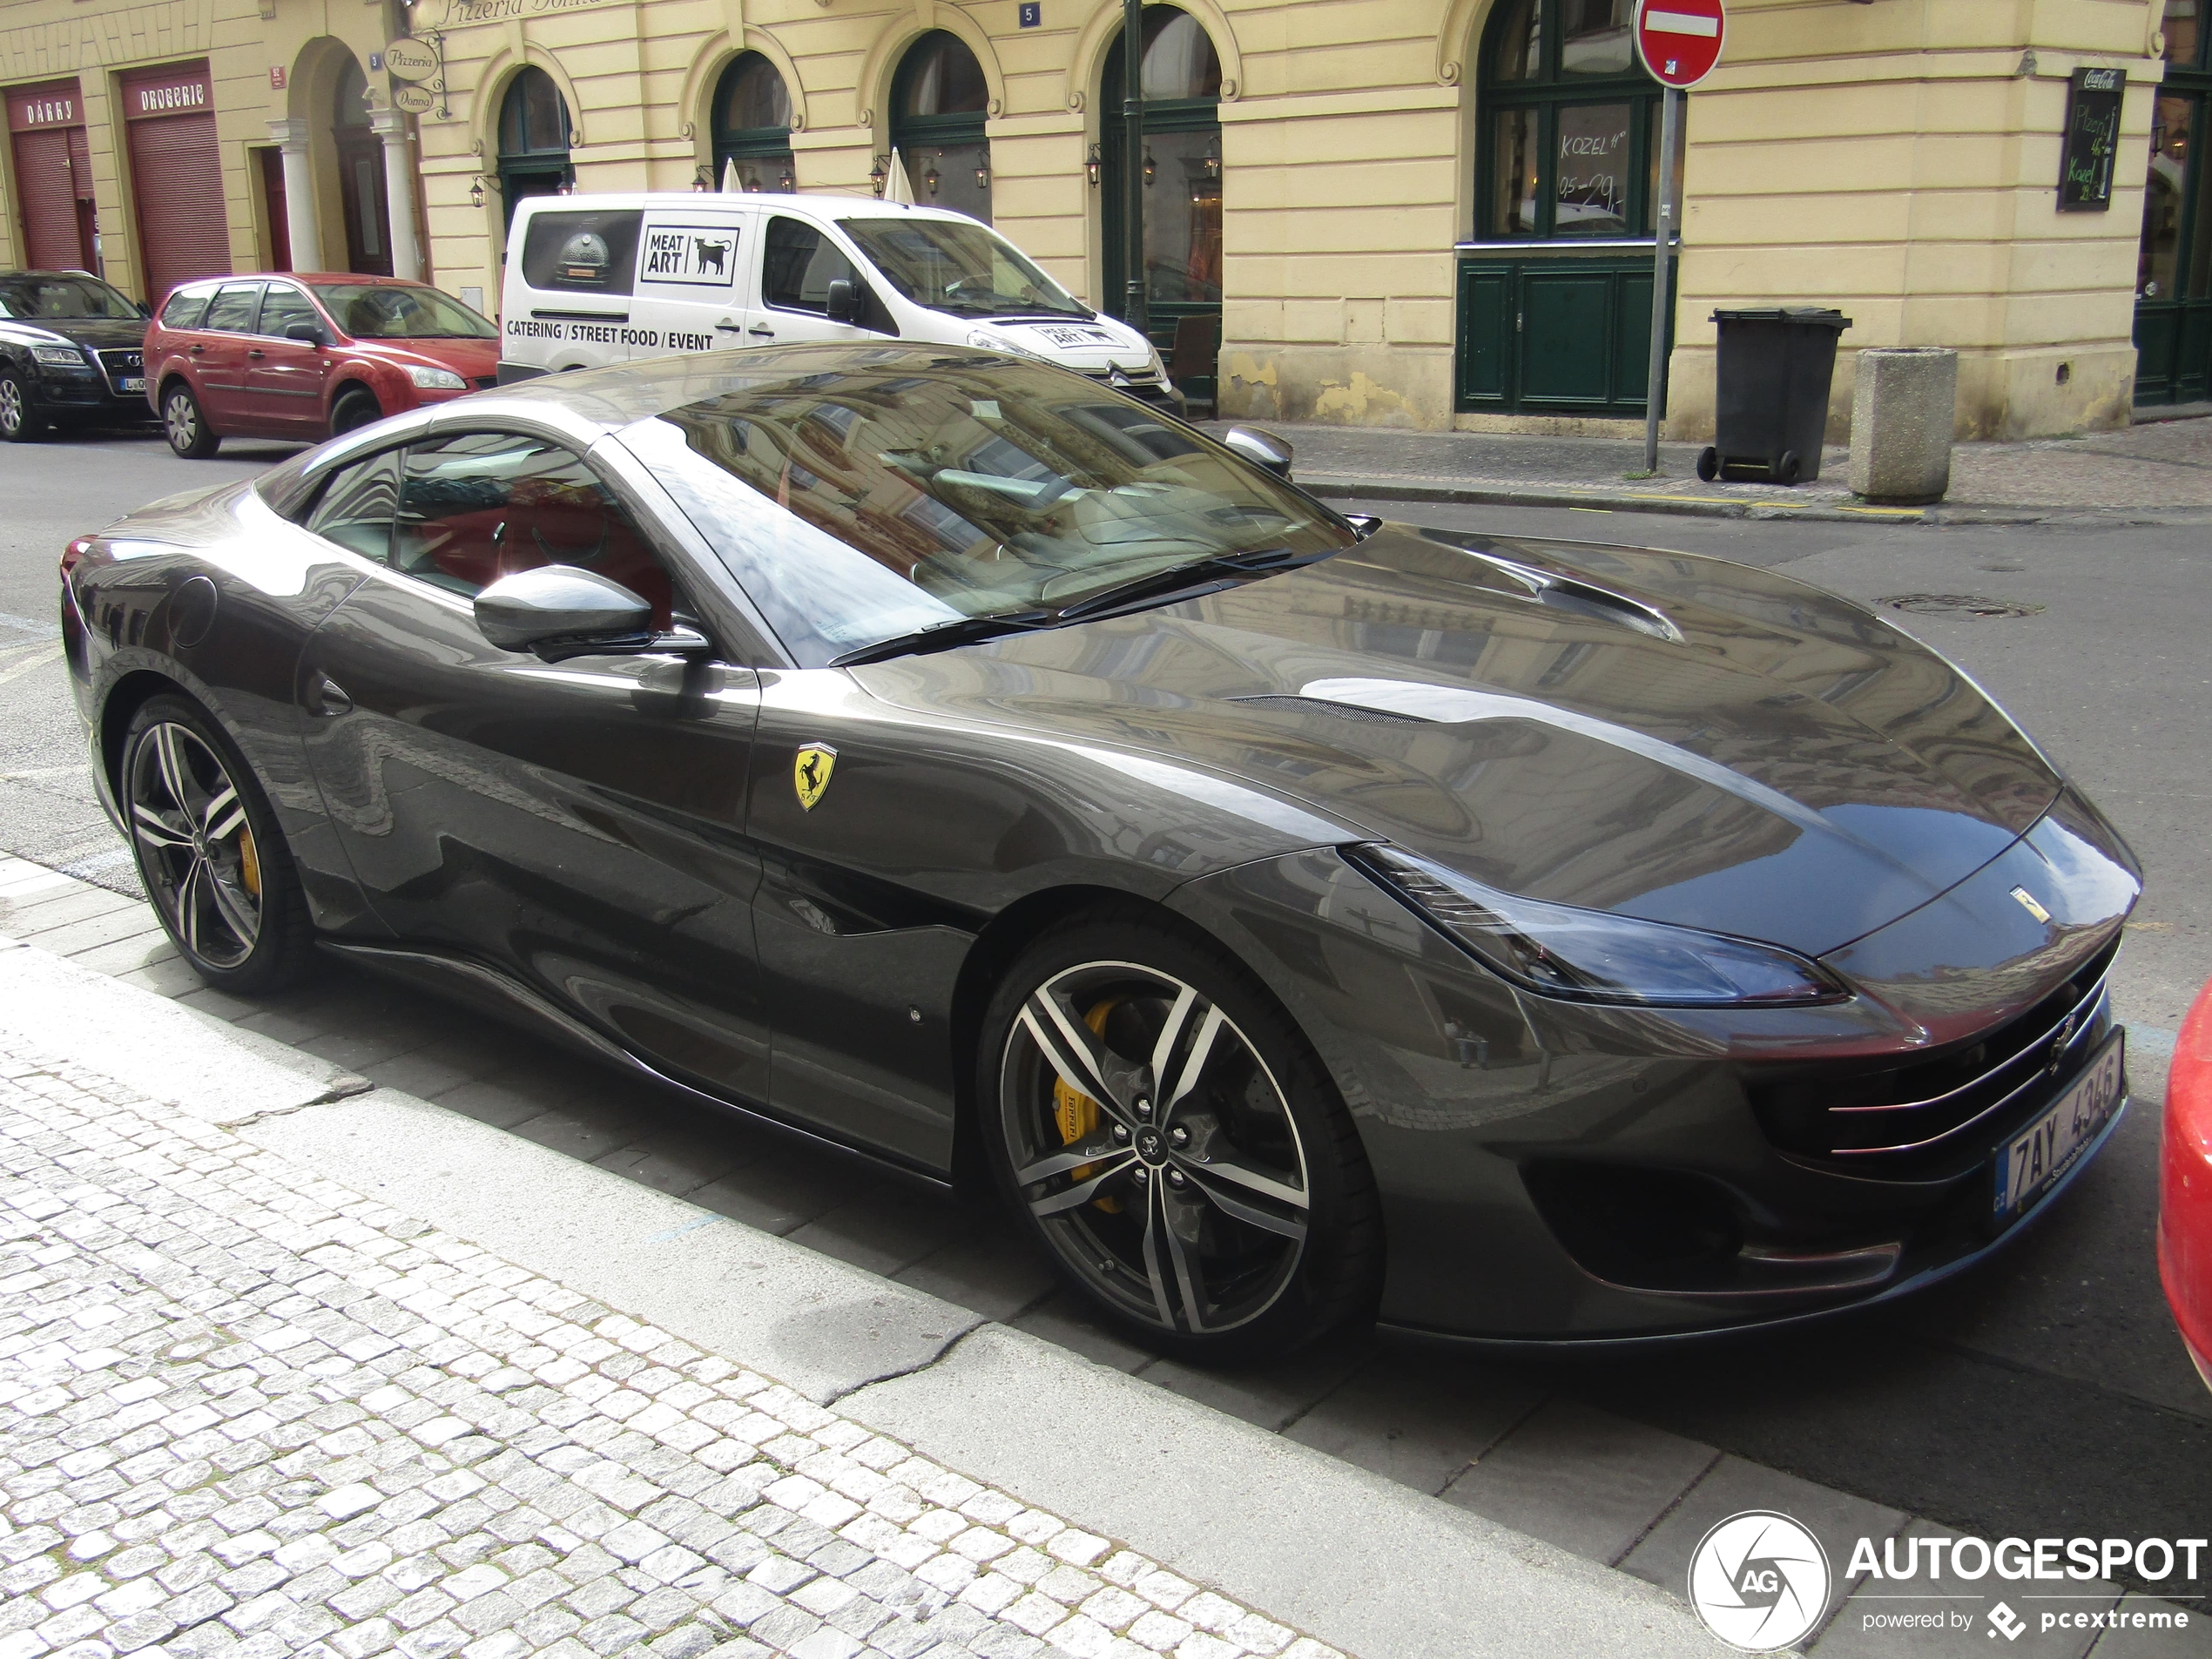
[1878, 593, 2046, 617]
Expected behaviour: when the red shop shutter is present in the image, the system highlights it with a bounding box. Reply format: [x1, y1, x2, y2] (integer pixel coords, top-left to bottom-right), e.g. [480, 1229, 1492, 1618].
[12, 128, 82, 269]
[127, 109, 230, 302]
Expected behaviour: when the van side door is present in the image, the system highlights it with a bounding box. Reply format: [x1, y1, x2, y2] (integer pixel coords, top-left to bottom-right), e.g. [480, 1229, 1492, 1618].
[752, 215, 881, 347]
[506, 205, 644, 372]
[630, 207, 757, 362]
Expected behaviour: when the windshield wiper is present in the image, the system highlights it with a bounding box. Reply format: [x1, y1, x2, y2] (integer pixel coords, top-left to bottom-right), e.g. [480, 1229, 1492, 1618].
[1051, 545, 1334, 623]
[830, 610, 1054, 667]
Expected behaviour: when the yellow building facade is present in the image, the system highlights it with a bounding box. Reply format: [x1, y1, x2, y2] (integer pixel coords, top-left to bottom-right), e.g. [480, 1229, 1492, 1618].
[0, 0, 2188, 442]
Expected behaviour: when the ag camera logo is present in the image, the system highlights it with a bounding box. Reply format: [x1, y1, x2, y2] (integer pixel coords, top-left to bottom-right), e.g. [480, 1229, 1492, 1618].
[1689, 1510, 1832, 1651]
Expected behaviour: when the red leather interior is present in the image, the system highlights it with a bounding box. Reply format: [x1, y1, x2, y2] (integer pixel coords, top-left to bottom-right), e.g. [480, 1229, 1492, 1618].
[401, 475, 674, 627]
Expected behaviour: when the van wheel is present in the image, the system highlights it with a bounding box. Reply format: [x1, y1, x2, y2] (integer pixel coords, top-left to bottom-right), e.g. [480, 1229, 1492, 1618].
[330, 388, 381, 435]
[162, 384, 220, 458]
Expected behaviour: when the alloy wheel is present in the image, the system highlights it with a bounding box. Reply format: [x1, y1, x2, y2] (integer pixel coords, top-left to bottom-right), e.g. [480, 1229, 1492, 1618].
[128, 721, 262, 969]
[0, 378, 24, 437]
[1000, 961, 1311, 1335]
[163, 391, 198, 451]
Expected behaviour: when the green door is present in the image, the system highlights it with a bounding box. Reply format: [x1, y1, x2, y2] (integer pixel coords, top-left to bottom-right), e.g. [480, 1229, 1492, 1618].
[1100, 6, 1223, 410]
[2134, 25, 2212, 407]
[1457, 253, 1670, 417]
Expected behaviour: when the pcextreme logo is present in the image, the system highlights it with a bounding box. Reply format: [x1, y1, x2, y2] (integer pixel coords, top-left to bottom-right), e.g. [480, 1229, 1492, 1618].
[1686, 1510, 2203, 1649]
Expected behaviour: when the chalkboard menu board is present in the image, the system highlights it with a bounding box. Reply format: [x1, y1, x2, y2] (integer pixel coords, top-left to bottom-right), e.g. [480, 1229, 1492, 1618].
[2059, 67, 2124, 211]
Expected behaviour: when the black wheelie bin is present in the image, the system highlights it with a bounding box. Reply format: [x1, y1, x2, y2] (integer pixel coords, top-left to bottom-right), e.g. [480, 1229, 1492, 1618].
[1696, 307, 1851, 485]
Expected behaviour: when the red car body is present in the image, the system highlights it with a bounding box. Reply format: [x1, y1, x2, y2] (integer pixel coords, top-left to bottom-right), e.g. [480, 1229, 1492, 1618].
[143, 273, 497, 452]
[2160, 977, 2212, 1392]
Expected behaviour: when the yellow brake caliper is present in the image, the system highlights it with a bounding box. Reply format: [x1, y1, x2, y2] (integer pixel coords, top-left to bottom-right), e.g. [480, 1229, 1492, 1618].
[237, 825, 262, 898]
[1052, 999, 1122, 1213]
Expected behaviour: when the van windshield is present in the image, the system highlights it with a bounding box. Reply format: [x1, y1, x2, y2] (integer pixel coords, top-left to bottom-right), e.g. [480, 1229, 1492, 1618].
[838, 217, 1090, 320]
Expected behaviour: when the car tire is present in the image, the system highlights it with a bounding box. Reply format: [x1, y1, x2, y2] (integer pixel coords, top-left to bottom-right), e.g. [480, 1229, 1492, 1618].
[0, 374, 44, 442]
[981, 911, 1383, 1363]
[161, 383, 220, 458]
[330, 388, 381, 435]
[120, 694, 314, 995]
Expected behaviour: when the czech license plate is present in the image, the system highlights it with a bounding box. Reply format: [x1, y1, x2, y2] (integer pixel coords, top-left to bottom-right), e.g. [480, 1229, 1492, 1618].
[118, 376, 145, 393]
[1992, 1030, 2124, 1225]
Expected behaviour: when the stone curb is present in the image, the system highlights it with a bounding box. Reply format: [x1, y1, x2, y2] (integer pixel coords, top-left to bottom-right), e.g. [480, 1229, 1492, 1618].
[1303, 475, 2212, 529]
[0, 934, 1736, 1659]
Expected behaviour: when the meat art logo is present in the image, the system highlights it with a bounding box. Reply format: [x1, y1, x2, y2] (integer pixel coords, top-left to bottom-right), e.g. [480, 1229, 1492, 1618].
[1688, 1510, 1832, 1652]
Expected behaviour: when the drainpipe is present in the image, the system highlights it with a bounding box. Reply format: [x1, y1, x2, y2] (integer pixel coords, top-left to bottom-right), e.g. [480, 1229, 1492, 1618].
[1121, 0, 1146, 333]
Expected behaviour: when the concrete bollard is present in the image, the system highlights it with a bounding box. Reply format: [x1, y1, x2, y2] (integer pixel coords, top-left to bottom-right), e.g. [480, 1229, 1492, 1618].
[1849, 347, 1958, 503]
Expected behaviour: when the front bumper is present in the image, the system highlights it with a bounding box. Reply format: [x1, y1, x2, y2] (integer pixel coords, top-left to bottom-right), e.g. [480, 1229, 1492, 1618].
[33, 354, 154, 423]
[1168, 800, 2138, 1343]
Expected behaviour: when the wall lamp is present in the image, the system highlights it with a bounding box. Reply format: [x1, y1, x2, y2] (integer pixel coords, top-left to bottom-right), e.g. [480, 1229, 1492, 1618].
[1085, 144, 1101, 188]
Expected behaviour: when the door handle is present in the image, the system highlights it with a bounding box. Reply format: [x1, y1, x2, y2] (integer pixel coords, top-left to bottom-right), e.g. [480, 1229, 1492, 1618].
[716, 320, 744, 333]
[747, 325, 775, 338]
[305, 673, 352, 718]
[189, 343, 204, 354]
[246, 349, 265, 359]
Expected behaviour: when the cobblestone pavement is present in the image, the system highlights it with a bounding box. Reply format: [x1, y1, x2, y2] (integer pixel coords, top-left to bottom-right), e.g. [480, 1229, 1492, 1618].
[0, 1034, 1345, 1659]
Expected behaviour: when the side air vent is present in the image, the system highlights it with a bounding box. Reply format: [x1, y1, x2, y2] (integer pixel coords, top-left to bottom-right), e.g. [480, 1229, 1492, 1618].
[1230, 695, 1432, 725]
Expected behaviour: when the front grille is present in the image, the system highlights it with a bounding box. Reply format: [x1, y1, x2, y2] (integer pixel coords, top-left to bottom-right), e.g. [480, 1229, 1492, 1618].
[1749, 941, 2120, 1180]
[96, 349, 144, 392]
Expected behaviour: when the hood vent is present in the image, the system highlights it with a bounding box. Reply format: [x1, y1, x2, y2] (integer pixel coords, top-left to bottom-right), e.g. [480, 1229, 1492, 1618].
[1230, 694, 1431, 725]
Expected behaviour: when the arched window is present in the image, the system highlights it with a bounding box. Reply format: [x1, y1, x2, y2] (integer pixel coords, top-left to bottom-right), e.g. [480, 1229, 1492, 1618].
[496, 67, 572, 224]
[332, 57, 391, 275]
[1101, 6, 1223, 408]
[712, 54, 795, 193]
[890, 32, 989, 223]
[1477, 0, 1664, 239]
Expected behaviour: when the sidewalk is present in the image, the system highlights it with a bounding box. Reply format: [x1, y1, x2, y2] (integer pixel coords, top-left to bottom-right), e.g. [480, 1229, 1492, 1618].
[3, 860, 2205, 1658]
[1207, 411, 2212, 526]
[0, 929, 1725, 1659]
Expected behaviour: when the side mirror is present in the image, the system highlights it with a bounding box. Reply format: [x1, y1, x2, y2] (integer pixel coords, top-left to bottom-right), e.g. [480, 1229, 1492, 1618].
[475, 566, 656, 662]
[1221, 425, 1294, 481]
[825, 278, 862, 326]
[286, 320, 332, 347]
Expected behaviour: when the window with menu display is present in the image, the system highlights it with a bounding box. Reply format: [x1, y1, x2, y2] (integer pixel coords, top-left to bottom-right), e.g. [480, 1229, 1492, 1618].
[1477, 0, 1678, 239]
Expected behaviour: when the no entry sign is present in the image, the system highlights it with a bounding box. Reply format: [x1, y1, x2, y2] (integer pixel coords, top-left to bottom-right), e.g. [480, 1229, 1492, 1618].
[1635, 0, 1725, 89]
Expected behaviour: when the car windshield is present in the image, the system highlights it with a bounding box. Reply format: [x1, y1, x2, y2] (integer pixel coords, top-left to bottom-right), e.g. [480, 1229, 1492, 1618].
[837, 218, 1090, 320]
[0, 274, 140, 320]
[624, 351, 1351, 666]
[310, 283, 497, 340]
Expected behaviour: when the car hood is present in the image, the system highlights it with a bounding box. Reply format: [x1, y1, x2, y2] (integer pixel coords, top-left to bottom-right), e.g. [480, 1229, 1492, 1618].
[13, 317, 147, 351]
[853, 524, 2067, 957]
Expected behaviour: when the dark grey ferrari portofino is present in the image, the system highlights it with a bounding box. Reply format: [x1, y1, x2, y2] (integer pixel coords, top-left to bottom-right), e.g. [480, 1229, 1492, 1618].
[62, 342, 2141, 1359]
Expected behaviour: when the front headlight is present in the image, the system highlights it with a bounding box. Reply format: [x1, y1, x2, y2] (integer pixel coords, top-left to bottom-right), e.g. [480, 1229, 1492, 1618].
[1144, 343, 1168, 381]
[31, 344, 88, 368]
[968, 327, 1043, 358]
[1351, 844, 1847, 1008]
[408, 365, 468, 390]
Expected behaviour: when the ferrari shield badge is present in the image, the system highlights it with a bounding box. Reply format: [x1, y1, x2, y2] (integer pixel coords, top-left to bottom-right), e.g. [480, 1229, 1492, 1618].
[793, 744, 837, 811]
[2010, 885, 2052, 924]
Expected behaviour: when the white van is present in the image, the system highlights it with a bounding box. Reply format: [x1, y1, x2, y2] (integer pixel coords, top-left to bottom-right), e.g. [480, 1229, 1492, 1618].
[496, 192, 1184, 416]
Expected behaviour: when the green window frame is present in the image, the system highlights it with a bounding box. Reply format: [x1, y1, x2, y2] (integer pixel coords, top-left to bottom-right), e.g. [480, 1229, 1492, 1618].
[1476, 0, 1662, 241]
[712, 52, 795, 192]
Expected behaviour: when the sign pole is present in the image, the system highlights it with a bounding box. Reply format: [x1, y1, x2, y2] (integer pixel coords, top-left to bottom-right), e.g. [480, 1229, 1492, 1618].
[1642, 84, 1681, 475]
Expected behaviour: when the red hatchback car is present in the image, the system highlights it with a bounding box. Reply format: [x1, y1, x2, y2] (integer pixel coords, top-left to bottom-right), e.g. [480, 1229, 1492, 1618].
[2161, 977, 2212, 1393]
[145, 273, 499, 457]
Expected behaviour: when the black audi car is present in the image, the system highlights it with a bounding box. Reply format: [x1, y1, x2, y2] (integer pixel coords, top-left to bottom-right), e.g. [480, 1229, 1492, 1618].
[1, 269, 153, 441]
[59, 343, 2140, 1359]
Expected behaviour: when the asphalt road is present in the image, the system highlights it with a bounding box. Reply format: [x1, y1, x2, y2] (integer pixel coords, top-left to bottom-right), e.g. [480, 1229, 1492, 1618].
[3, 430, 2208, 1606]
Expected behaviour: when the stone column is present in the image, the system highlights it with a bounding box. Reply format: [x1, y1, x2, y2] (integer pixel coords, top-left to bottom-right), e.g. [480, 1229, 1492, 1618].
[370, 109, 424, 281]
[266, 118, 323, 273]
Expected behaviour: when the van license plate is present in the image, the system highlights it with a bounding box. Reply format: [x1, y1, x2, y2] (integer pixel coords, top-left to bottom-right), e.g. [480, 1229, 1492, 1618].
[1991, 1030, 2123, 1226]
